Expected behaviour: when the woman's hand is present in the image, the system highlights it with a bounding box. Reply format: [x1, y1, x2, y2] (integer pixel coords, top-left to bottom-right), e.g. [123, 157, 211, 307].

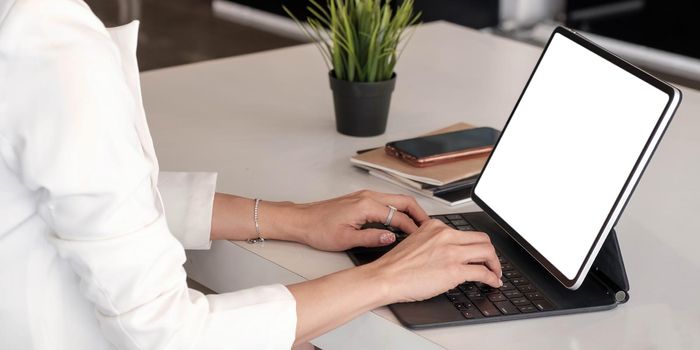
[370, 219, 503, 303]
[293, 190, 430, 251]
[287, 219, 502, 345]
[209, 190, 428, 249]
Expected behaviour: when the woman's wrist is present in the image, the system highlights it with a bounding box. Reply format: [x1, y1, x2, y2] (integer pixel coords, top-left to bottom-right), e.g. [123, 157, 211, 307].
[287, 261, 395, 343]
[258, 200, 311, 243]
[211, 194, 309, 242]
[356, 260, 396, 306]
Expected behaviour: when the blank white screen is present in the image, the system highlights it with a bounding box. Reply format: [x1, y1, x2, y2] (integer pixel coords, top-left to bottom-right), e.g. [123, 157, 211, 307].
[474, 33, 669, 279]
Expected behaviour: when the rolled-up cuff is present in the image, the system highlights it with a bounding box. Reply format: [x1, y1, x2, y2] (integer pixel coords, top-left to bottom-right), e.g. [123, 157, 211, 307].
[158, 171, 217, 250]
[198, 284, 298, 349]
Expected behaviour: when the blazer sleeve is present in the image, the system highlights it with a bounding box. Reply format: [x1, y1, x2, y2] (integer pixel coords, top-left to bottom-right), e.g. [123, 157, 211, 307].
[158, 171, 217, 250]
[2, 1, 297, 349]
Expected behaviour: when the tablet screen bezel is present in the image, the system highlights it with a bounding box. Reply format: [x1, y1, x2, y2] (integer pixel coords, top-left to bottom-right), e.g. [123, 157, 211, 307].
[471, 26, 681, 290]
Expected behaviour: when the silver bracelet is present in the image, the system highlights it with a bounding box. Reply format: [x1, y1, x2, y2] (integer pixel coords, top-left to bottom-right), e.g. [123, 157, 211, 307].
[247, 198, 265, 244]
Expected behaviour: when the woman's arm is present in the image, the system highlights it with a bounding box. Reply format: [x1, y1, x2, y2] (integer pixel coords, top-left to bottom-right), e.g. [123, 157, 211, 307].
[210, 190, 431, 250]
[288, 219, 503, 345]
[210, 193, 306, 242]
[287, 263, 389, 345]
[210, 192, 503, 346]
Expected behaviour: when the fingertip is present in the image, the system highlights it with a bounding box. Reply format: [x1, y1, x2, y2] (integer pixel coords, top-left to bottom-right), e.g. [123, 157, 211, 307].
[379, 231, 396, 245]
[485, 273, 503, 289]
[357, 229, 395, 248]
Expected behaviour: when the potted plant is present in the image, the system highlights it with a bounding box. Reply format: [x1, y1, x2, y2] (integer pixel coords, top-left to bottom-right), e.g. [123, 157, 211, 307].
[286, 0, 421, 137]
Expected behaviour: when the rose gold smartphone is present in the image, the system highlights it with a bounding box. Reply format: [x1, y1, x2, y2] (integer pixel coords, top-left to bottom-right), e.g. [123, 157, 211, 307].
[385, 127, 500, 167]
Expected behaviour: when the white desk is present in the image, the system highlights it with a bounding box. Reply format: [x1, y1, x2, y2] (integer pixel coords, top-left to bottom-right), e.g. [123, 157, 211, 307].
[141, 21, 700, 349]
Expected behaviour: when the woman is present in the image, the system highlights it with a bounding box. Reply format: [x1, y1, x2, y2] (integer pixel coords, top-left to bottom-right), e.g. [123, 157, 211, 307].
[0, 0, 502, 348]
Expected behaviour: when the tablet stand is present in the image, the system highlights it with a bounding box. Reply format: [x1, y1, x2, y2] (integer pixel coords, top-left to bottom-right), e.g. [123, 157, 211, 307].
[590, 229, 630, 303]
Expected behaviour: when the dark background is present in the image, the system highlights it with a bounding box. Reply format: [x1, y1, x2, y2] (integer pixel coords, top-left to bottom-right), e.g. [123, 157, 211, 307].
[566, 0, 700, 59]
[86, 0, 700, 74]
[235, 0, 700, 59]
[243, 0, 500, 28]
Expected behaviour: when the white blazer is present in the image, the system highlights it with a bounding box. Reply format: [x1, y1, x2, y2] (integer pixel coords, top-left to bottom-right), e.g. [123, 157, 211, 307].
[0, 0, 296, 348]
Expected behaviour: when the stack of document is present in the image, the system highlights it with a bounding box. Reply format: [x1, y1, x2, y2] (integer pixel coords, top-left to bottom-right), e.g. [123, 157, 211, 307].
[351, 123, 489, 206]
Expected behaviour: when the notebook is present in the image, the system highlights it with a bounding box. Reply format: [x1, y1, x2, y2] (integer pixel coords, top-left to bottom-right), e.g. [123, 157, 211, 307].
[350, 123, 488, 186]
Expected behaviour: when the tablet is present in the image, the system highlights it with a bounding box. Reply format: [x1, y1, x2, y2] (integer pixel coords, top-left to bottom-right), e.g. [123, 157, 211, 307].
[472, 27, 681, 290]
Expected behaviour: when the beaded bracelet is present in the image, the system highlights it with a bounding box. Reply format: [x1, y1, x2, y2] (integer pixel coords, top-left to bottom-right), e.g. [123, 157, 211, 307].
[247, 198, 265, 244]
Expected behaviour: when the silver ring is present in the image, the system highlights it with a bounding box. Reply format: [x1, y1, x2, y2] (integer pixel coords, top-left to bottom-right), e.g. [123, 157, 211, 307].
[385, 205, 397, 226]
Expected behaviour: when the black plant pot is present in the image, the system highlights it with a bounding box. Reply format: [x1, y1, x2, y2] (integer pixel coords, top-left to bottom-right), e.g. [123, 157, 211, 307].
[329, 71, 397, 137]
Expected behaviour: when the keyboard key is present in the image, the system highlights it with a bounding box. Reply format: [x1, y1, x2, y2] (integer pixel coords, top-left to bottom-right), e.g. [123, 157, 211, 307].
[516, 284, 536, 293]
[456, 225, 473, 231]
[499, 282, 516, 291]
[436, 216, 450, 223]
[484, 288, 502, 295]
[450, 219, 468, 226]
[500, 263, 514, 271]
[454, 302, 472, 310]
[518, 304, 537, 313]
[466, 291, 484, 299]
[478, 283, 502, 293]
[460, 213, 471, 221]
[494, 301, 520, 315]
[446, 214, 462, 221]
[459, 214, 474, 221]
[510, 278, 528, 285]
[475, 282, 490, 291]
[498, 256, 508, 264]
[461, 308, 483, 319]
[487, 293, 507, 302]
[534, 299, 555, 311]
[449, 294, 470, 304]
[503, 290, 523, 299]
[472, 298, 501, 317]
[446, 288, 461, 296]
[459, 284, 478, 293]
[510, 297, 531, 306]
[478, 284, 496, 292]
[503, 270, 521, 279]
[525, 292, 545, 300]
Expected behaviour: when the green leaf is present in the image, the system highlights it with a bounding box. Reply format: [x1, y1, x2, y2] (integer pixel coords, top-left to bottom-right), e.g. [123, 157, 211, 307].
[284, 0, 420, 82]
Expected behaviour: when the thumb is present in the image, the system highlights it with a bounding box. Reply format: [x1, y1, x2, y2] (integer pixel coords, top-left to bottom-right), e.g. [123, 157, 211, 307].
[357, 228, 396, 247]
